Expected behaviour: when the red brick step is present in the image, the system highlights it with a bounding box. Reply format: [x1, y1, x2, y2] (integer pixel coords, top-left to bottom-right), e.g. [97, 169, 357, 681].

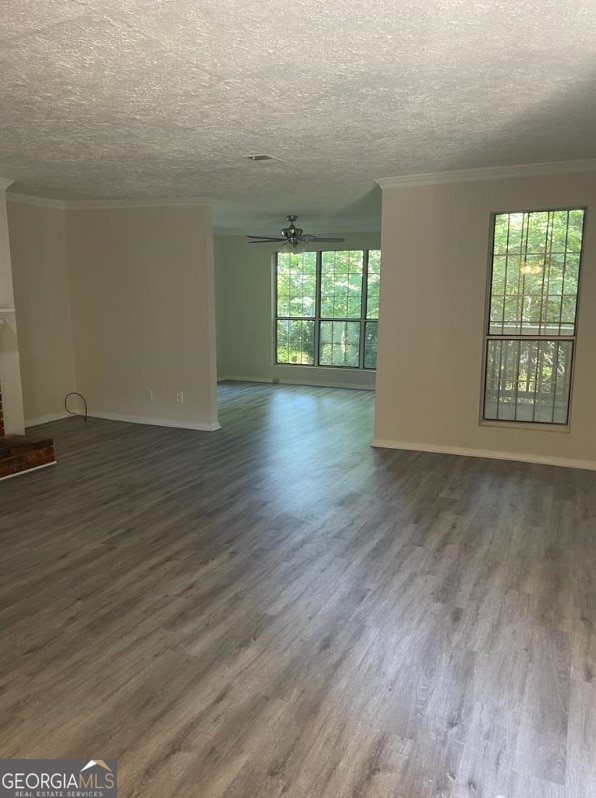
[0, 434, 56, 480]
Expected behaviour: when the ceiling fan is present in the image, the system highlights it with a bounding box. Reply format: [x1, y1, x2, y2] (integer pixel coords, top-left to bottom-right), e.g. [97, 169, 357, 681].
[246, 215, 344, 251]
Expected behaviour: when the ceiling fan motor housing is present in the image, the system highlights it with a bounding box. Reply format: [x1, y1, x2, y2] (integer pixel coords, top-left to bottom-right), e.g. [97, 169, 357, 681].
[281, 217, 303, 242]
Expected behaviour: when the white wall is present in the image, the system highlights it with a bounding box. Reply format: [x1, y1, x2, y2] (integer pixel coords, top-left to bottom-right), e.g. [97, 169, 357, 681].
[8, 199, 77, 426]
[66, 203, 219, 430]
[215, 232, 381, 389]
[374, 172, 596, 468]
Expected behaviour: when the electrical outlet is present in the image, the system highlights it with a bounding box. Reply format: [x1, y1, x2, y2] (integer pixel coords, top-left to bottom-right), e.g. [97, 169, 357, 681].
[147, 388, 154, 401]
[176, 391, 184, 404]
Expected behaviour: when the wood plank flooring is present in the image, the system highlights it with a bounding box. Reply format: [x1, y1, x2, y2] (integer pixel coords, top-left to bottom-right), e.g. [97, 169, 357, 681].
[1, 381, 596, 797]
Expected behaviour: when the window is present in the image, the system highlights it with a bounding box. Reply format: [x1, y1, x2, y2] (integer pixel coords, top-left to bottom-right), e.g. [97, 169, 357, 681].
[483, 208, 585, 424]
[275, 249, 380, 369]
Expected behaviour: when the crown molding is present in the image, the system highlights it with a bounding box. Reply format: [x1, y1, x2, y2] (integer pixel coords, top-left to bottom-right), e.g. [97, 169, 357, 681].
[375, 159, 596, 190]
[0, 178, 15, 192]
[5, 193, 211, 210]
[65, 196, 211, 210]
[6, 193, 67, 209]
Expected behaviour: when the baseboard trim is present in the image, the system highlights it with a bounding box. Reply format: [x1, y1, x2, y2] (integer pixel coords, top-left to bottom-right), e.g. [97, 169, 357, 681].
[0, 461, 57, 482]
[88, 410, 221, 431]
[218, 375, 273, 384]
[220, 375, 375, 391]
[370, 439, 596, 471]
[26, 411, 71, 428]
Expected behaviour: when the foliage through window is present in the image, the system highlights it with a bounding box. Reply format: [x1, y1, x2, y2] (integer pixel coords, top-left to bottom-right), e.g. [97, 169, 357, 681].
[276, 250, 380, 369]
[483, 208, 585, 424]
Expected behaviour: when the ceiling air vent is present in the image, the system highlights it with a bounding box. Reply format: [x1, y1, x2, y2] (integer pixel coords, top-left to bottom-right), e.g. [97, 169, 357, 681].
[244, 154, 280, 162]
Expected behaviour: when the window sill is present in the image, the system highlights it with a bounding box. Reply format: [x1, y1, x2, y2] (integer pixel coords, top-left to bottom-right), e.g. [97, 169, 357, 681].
[479, 419, 570, 433]
[275, 364, 376, 372]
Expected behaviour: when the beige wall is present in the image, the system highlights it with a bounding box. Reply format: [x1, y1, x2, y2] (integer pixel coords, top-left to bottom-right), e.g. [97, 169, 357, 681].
[0, 186, 25, 434]
[215, 232, 381, 389]
[375, 172, 596, 468]
[8, 200, 77, 425]
[67, 203, 219, 430]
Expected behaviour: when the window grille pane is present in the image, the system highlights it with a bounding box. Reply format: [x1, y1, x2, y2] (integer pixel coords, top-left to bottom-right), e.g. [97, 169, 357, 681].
[320, 251, 363, 319]
[319, 321, 361, 367]
[484, 339, 573, 424]
[276, 252, 317, 318]
[364, 321, 378, 369]
[489, 210, 584, 336]
[275, 249, 380, 370]
[366, 250, 381, 319]
[276, 319, 315, 365]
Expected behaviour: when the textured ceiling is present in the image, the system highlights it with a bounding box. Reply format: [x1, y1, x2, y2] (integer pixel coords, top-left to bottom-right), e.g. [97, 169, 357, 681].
[2, 0, 596, 233]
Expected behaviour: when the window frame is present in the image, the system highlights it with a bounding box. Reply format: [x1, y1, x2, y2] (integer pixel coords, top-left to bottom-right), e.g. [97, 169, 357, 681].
[273, 248, 380, 370]
[480, 206, 587, 429]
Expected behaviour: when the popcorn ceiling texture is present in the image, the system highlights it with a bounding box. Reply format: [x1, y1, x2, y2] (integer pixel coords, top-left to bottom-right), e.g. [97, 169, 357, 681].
[1, 0, 596, 232]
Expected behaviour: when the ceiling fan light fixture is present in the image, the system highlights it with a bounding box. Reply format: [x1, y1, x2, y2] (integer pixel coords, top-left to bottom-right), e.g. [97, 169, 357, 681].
[279, 240, 305, 253]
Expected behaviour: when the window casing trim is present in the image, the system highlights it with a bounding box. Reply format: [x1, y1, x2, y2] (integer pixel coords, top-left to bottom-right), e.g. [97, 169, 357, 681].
[274, 249, 380, 370]
[479, 206, 587, 428]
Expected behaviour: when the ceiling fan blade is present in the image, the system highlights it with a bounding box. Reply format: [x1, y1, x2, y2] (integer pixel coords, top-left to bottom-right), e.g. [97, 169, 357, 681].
[246, 217, 345, 246]
[247, 235, 285, 240]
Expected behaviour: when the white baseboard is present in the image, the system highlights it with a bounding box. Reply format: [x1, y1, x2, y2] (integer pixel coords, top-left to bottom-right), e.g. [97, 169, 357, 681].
[25, 411, 71, 428]
[218, 375, 273, 384]
[88, 410, 221, 432]
[220, 375, 375, 391]
[370, 438, 596, 472]
[0, 461, 57, 482]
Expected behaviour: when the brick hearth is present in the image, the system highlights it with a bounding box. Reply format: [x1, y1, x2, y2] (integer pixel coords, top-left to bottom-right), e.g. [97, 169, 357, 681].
[0, 382, 56, 480]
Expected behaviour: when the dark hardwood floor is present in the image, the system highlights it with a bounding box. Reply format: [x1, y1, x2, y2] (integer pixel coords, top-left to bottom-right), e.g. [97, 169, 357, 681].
[1, 381, 595, 797]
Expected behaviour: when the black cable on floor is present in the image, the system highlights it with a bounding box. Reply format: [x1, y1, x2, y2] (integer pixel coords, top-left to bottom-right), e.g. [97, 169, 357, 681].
[64, 392, 88, 422]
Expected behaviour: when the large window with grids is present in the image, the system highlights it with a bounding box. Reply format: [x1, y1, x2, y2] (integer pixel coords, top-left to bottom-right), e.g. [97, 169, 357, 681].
[276, 249, 380, 369]
[483, 208, 585, 424]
